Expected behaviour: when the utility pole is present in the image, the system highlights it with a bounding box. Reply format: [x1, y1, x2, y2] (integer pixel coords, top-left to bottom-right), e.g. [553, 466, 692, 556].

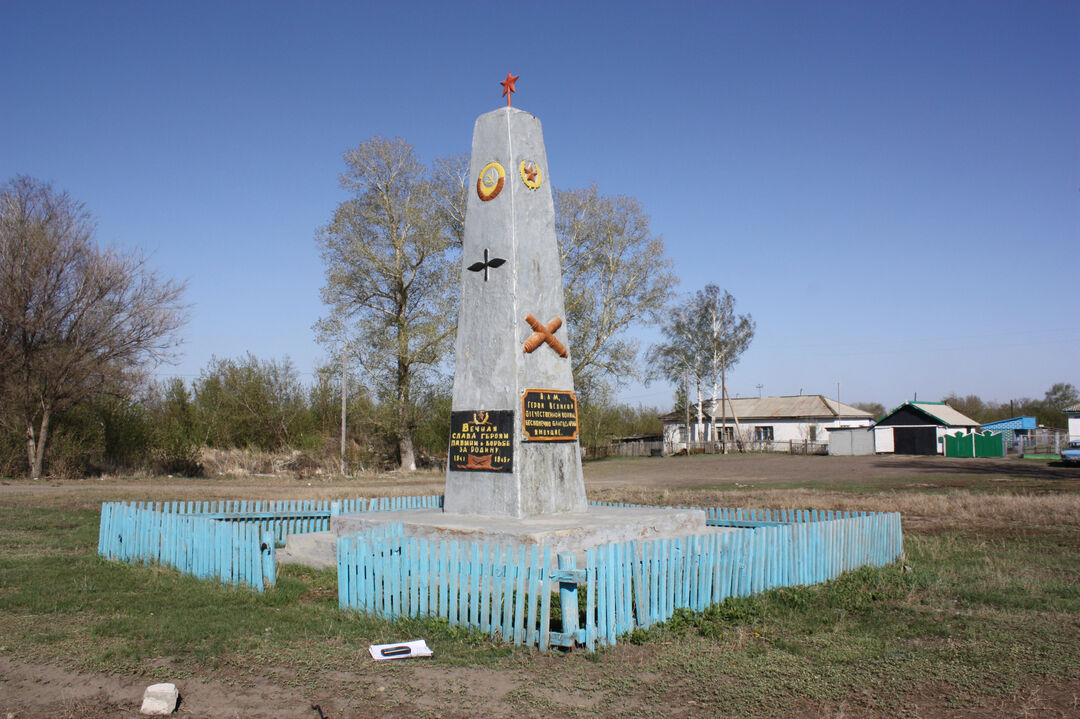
[684, 366, 691, 452]
[755, 383, 763, 398]
[340, 346, 347, 476]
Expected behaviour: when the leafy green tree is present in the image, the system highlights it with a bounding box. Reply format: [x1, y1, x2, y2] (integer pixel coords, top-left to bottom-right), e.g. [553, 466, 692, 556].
[316, 137, 459, 471]
[308, 358, 387, 472]
[145, 377, 202, 475]
[193, 354, 314, 450]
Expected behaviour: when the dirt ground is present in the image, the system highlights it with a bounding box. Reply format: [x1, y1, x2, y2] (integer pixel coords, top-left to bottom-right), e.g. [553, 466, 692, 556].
[2, 453, 1075, 501]
[582, 452, 1080, 489]
[2, 454, 1078, 718]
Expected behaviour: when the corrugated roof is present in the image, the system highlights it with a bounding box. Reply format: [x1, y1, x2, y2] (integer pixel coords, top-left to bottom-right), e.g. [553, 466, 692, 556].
[908, 401, 979, 427]
[981, 416, 1037, 431]
[1065, 403, 1080, 414]
[664, 395, 874, 421]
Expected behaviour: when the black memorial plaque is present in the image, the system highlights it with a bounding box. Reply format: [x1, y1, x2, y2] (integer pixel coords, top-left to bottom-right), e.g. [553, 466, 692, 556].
[449, 410, 514, 472]
[521, 389, 579, 442]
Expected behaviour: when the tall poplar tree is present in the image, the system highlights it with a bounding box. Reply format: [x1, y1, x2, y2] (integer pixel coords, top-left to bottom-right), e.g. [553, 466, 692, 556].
[316, 138, 459, 471]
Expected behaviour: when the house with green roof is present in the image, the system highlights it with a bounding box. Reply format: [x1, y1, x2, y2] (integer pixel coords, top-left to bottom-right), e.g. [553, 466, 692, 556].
[874, 401, 979, 455]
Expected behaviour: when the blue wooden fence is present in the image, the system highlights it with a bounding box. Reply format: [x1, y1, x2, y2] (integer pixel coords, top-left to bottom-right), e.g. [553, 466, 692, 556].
[97, 494, 902, 647]
[97, 495, 442, 590]
[117, 495, 443, 543]
[339, 525, 582, 651]
[337, 506, 903, 651]
[591, 500, 889, 527]
[98, 502, 276, 591]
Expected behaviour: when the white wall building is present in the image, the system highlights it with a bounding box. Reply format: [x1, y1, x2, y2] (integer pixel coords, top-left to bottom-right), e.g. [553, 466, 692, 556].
[660, 395, 875, 454]
[1066, 403, 1080, 441]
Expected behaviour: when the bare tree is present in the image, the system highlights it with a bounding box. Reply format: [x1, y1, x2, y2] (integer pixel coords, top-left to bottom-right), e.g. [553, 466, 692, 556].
[646, 286, 754, 452]
[316, 138, 459, 471]
[697, 286, 754, 453]
[0, 176, 187, 479]
[645, 305, 707, 445]
[554, 185, 678, 402]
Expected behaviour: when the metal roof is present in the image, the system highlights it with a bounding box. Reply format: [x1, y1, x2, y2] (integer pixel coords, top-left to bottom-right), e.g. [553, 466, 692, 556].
[1066, 403, 1080, 414]
[981, 416, 1037, 431]
[661, 395, 874, 421]
[902, 401, 979, 427]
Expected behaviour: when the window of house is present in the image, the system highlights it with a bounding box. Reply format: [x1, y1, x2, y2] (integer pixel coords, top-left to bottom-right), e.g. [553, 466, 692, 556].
[755, 426, 774, 442]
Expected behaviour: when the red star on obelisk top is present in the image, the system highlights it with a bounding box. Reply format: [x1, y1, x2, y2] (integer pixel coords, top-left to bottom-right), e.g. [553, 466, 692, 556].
[500, 72, 519, 107]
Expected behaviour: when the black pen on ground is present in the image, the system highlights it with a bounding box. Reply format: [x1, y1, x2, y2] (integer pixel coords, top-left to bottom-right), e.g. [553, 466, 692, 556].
[380, 645, 412, 657]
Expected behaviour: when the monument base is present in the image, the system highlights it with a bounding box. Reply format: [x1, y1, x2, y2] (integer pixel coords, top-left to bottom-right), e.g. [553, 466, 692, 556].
[332, 506, 728, 556]
[278, 506, 733, 569]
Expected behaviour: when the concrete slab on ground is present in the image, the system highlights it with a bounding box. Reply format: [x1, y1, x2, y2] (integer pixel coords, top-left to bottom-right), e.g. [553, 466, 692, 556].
[332, 506, 731, 554]
[278, 507, 734, 569]
[277, 531, 336, 570]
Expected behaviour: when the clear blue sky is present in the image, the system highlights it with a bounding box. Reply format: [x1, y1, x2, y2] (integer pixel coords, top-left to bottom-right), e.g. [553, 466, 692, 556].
[3, 1, 1076, 412]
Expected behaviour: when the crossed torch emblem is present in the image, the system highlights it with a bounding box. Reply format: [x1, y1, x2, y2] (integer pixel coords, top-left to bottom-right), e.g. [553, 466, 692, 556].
[523, 314, 568, 358]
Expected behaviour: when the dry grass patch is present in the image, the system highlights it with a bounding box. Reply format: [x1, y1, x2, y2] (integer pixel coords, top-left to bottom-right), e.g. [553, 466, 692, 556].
[588, 486, 1080, 533]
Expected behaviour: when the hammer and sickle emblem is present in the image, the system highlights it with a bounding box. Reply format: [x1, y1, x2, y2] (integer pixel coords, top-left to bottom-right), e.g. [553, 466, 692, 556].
[523, 314, 569, 358]
[476, 161, 505, 201]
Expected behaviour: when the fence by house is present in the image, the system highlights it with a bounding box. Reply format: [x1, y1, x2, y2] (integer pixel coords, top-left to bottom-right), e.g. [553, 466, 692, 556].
[583, 440, 664, 460]
[665, 439, 827, 455]
[337, 503, 903, 651]
[944, 431, 1004, 458]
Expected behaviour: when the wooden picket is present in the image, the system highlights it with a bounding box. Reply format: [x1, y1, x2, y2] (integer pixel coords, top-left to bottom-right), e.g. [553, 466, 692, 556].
[336, 506, 903, 651]
[98, 502, 275, 591]
[111, 495, 443, 542]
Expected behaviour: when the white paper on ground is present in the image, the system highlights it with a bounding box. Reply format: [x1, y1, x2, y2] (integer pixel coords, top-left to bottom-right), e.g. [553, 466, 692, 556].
[369, 639, 432, 661]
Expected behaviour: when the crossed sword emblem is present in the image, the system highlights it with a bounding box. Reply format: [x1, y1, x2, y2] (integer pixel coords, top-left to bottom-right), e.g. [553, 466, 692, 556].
[523, 314, 568, 358]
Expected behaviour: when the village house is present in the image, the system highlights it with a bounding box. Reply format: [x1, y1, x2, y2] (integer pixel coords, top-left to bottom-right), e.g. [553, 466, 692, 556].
[660, 395, 875, 454]
[872, 401, 979, 455]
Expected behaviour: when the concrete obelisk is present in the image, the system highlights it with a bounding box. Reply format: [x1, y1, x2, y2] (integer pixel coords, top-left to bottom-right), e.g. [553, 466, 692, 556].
[443, 83, 588, 518]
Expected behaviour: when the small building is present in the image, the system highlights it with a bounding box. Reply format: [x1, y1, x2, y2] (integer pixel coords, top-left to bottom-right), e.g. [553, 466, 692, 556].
[874, 401, 979, 455]
[661, 395, 875, 454]
[979, 416, 1036, 447]
[1067, 404, 1080, 441]
[827, 426, 876, 456]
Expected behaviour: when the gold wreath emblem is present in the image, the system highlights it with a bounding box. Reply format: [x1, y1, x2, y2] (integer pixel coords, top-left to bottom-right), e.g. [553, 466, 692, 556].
[476, 161, 505, 201]
[520, 161, 542, 190]
[472, 412, 490, 426]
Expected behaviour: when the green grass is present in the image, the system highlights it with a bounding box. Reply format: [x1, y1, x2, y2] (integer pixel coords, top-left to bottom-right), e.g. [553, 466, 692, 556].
[2, 487, 1079, 718]
[624, 531, 1080, 708]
